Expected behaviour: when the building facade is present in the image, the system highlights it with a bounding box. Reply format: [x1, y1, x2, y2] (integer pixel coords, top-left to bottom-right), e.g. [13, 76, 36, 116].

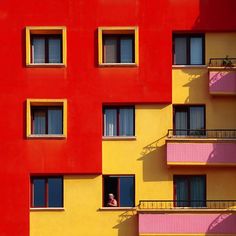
[1, 0, 236, 235]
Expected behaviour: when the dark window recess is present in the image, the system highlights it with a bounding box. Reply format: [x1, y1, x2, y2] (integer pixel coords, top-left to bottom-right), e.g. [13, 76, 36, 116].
[173, 34, 205, 65]
[103, 176, 135, 207]
[174, 175, 206, 207]
[103, 106, 135, 137]
[103, 35, 134, 63]
[174, 105, 205, 136]
[31, 176, 63, 208]
[31, 106, 63, 135]
[31, 35, 62, 63]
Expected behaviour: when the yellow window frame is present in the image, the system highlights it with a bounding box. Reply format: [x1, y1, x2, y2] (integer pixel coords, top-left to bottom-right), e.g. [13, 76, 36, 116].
[25, 26, 67, 67]
[26, 99, 67, 138]
[98, 26, 139, 66]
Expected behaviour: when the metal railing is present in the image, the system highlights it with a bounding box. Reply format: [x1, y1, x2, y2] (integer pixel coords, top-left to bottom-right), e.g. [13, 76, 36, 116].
[167, 129, 236, 139]
[209, 57, 236, 67]
[139, 200, 236, 210]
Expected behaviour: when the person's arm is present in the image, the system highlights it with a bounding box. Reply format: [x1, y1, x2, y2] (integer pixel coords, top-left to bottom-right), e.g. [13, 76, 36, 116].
[108, 199, 117, 207]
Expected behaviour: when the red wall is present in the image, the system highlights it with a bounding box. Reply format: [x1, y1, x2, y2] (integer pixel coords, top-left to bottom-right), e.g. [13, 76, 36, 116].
[0, 0, 235, 235]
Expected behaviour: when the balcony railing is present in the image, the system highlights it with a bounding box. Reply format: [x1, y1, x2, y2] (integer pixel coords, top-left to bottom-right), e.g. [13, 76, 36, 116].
[139, 200, 236, 210]
[167, 129, 236, 139]
[209, 57, 236, 67]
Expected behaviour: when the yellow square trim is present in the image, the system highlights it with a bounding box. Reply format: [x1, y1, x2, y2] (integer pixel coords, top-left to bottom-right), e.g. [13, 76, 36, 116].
[26, 99, 67, 138]
[98, 26, 139, 66]
[25, 26, 67, 67]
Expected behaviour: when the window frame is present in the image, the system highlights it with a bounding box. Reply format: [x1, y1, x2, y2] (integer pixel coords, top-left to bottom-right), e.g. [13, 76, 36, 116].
[25, 26, 67, 67]
[31, 176, 64, 208]
[102, 175, 135, 208]
[98, 26, 139, 66]
[173, 34, 205, 65]
[173, 104, 206, 135]
[26, 99, 67, 138]
[173, 175, 206, 207]
[103, 106, 135, 137]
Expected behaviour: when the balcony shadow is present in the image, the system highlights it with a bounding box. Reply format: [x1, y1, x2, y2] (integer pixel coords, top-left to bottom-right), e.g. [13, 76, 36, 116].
[207, 213, 236, 234]
[138, 135, 170, 182]
[113, 210, 138, 236]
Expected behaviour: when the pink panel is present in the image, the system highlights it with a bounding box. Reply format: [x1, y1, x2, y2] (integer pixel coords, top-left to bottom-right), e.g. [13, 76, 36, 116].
[139, 213, 236, 234]
[209, 71, 236, 94]
[167, 142, 236, 164]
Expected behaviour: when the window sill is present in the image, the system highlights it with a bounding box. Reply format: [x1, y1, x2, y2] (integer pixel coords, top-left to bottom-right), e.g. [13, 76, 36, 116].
[172, 65, 207, 69]
[27, 134, 66, 139]
[99, 63, 138, 67]
[30, 207, 65, 211]
[99, 207, 136, 211]
[26, 63, 66, 68]
[102, 136, 136, 141]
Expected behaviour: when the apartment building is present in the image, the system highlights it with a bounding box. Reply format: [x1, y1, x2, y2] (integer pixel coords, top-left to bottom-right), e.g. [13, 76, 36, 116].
[1, 0, 236, 235]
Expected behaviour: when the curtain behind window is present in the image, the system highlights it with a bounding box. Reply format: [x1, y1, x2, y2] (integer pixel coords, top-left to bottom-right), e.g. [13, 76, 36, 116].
[104, 109, 117, 136]
[119, 108, 134, 136]
[104, 38, 118, 63]
[120, 38, 133, 63]
[33, 111, 46, 134]
[175, 109, 187, 135]
[120, 177, 134, 207]
[189, 107, 204, 135]
[48, 38, 61, 63]
[190, 37, 203, 65]
[190, 176, 206, 207]
[48, 108, 63, 134]
[32, 38, 45, 63]
[174, 37, 187, 65]
[175, 177, 189, 207]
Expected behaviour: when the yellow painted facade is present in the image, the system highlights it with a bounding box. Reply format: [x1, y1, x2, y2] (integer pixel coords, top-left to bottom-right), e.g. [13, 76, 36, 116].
[30, 34, 236, 235]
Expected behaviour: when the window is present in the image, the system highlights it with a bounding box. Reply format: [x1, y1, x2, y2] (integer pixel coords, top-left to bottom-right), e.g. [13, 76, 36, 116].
[174, 105, 205, 136]
[26, 26, 67, 66]
[31, 176, 63, 208]
[98, 27, 139, 66]
[173, 34, 205, 65]
[103, 106, 135, 137]
[103, 176, 135, 207]
[174, 175, 206, 207]
[26, 99, 67, 138]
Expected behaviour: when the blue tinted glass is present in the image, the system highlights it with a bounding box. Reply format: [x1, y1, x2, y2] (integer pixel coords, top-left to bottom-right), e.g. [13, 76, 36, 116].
[33, 178, 46, 207]
[48, 108, 63, 134]
[120, 38, 133, 63]
[120, 177, 134, 207]
[48, 177, 63, 207]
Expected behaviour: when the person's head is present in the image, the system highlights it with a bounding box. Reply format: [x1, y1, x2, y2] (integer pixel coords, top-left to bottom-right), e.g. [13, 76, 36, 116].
[108, 193, 114, 200]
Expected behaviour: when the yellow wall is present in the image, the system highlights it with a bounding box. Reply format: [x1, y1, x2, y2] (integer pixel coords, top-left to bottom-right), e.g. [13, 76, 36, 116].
[206, 32, 236, 62]
[30, 33, 236, 236]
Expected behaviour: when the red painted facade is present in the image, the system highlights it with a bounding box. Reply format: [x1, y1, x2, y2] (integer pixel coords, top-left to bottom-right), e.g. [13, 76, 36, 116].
[0, 0, 236, 235]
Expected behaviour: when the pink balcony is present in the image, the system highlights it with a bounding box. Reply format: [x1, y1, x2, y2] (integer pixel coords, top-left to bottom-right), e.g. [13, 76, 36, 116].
[208, 58, 236, 95]
[139, 213, 236, 235]
[166, 129, 236, 166]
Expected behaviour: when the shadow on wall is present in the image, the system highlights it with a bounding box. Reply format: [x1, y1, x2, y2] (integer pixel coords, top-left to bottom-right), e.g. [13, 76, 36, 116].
[181, 70, 208, 103]
[192, 0, 236, 30]
[113, 210, 138, 236]
[138, 135, 171, 182]
[207, 214, 236, 234]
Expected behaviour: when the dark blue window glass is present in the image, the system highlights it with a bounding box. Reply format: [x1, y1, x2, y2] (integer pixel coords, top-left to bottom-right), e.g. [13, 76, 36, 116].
[33, 178, 46, 207]
[120, 177, 134, 207]
[48, 177, 63, 207]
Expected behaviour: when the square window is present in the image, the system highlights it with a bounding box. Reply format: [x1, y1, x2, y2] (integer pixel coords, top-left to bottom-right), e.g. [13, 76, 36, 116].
[26, 99, 67, 138]
[174, 175, 206, 207]
[26, 26, 67, 66]
[103, 175, 135, 207]
[103, 106, 135, 137]
[31, 176, 63, 208]
[173, 105, 205, 136]
[173, 34, 205, 65]
[98, 27, 139, 66]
